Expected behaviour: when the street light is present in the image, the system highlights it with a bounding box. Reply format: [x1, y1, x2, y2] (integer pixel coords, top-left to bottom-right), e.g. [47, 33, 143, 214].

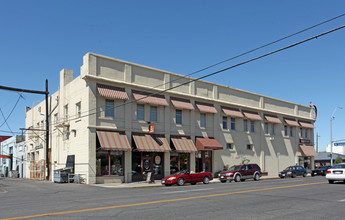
[330, 107, 342, 166]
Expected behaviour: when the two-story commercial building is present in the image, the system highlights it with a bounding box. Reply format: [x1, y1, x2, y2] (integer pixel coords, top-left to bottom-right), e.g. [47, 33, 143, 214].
[25, 53, 317, 184]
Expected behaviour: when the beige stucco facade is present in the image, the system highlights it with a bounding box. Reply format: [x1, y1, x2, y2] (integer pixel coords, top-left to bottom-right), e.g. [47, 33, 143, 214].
[25, 52, 316, 184]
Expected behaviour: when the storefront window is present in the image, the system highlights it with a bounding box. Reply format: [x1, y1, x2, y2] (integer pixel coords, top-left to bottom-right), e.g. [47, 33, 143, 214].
[96, 151, 124, 176]
[170, 152, 189, 174]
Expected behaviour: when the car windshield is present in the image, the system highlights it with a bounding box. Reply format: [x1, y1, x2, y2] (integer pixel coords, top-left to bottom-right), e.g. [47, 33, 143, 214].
[228, 166, 242, 171]
[173, 170, 188, 175]
[284, 166, 293, 171]
[332, 164, 345, 169]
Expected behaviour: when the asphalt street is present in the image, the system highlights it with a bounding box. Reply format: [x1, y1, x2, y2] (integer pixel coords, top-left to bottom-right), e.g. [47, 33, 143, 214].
[1, 176, 345, 220]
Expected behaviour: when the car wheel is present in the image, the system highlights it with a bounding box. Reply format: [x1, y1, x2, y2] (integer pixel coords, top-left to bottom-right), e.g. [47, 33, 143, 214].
[254, 173, 260, 181]
[311, 173, 315, 177]
[303, 173, 307, 177]
[177, 178, 185, 186]
[328, 180, 334, 184]
[220, 180, 226, 183]
[191, 182, 196, 185]
[234, 175, 241, 182]
[203, 176, 210, 184]
[280, 176, 285, 179]
[240, 179, 246, 182]
[291, 174, 296, 178]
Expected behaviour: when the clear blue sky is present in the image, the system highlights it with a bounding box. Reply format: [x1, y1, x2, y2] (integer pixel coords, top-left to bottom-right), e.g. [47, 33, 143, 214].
[1, 1, 344, 152]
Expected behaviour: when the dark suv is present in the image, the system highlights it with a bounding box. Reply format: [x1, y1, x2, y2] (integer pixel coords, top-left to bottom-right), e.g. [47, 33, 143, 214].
[218, 163, 262, 183]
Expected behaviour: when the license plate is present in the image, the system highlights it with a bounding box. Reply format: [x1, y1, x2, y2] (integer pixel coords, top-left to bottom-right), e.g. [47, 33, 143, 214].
[162, 180, 166, 183]
[282, 174, 285, 176]
[334, 171, 343, 174]
[313, 173, 317, 175]
[220, 176, 224, 179]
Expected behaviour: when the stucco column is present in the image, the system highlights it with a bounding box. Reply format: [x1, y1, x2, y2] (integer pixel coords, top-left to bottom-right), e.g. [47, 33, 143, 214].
[124, 151, 132, 183]
[164, 152, 170, 177]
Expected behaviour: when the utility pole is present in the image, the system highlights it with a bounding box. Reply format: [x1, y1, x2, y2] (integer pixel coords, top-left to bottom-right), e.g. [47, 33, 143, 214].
[316, 133, 320, 153]
[0, 81, 50, 180]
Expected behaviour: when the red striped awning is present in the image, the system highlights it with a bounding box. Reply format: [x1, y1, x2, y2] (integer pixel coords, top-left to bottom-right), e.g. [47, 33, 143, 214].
[171, 100, 194, 110]
[133, 134, 171, 152]
[195, 137, 223, 150]
[299, 122, 315, 129]
[222, 108, 244, 118]
[196, 104, 217, 114]
[171, 137, 197, 153]
[97, 84, 128, 100]
[300, 145, 318, 156]
[96, 131, 131, 151]
[133, 93, 168, 106]
[264, 116, 281, 124]
[284, 119, 300, 127]
[243, 112, 262, 121]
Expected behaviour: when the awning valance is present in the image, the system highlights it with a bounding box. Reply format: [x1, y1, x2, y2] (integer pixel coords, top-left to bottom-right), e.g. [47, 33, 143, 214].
[132, 92, 168, 106]
[133, 134, 171, 152]
[222, 108, 244, 118]
[97, 84, 128, 100]
[171, 137, 197, 153]
[96, 131, 131, 151]
[300, 145, 318, 156]
[265, 115, 281, 124]
[195, 137, 223, 150]
[284, 119, 300, 127]
[243, 112, 262, 121]
[299, 122, 315, 129]
[196, 104, 217, 114]
[171, 99, 194, 110]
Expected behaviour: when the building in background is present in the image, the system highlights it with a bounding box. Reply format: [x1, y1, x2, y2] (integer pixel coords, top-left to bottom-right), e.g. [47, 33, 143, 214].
[25, 53, 317, 184]
[315, 151, 345, 167]
[0, 135, 25, 177]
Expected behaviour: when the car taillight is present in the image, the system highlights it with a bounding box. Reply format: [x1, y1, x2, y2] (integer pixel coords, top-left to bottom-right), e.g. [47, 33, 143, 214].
[326, 170, 332, 174]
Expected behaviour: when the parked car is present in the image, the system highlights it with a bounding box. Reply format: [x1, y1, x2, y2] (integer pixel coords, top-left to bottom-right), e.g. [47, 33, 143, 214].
[311, 166, 332, 176]
[218, 164, 262, 183]
[161, 170, 213, 186]
[326, 163, 345, 184]
[279, 165, 307, 178]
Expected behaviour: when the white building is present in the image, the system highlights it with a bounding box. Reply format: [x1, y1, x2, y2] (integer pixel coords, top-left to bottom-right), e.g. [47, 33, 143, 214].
[326, 143, 345, 155]
[25, 53, 317, 184]
[0, 135, 25, 177]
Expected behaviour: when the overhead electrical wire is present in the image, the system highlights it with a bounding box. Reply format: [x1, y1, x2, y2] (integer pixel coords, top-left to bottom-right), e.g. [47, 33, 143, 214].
[56, 12, 345, 126]
[46, 23, 345, 128]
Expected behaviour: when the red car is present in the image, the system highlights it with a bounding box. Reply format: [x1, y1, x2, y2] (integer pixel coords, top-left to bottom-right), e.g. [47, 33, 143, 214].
[161, 170, 213, 186]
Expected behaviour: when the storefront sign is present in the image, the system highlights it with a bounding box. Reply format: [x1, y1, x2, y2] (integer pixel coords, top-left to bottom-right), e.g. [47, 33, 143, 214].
[155, 155, 161, 165]
[148, 122, 155, 133]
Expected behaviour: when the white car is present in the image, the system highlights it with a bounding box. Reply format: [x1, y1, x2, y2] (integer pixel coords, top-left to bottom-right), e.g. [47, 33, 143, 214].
[326, 163, 345, 184]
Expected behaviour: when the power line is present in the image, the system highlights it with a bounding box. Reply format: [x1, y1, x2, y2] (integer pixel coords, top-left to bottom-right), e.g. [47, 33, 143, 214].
[49, 24, 345, 127]
[54, 13, 345, 125]
[0, 95, 22, 128]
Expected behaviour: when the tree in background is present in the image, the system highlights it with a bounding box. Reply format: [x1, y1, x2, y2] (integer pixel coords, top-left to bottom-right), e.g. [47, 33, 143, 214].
[334, 155, 343, 164]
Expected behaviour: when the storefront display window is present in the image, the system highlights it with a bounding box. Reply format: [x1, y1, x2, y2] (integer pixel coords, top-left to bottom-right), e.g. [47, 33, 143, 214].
[170, 152, 189, 174]
[96, 150, 124, 176]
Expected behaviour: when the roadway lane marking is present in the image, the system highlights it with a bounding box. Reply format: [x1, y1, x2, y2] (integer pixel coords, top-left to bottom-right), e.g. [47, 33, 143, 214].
[162, 188, 214, 194]
[1, 181, 327, 220]
[338, 199, 345, 202]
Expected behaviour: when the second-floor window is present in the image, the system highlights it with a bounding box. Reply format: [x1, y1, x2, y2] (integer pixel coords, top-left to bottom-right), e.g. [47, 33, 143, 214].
[200, 113, 206, 128]
[243, 119, 248, 132]
[250, 120, 255, 132]
[265, 123, 269, 134]
[76, 102, 81, 118]
[176, 109, 182, 125]
[222, 116, 227, 130]
[105, 100, 114, 118]
[270, 123, 274, 135]
[64, 105, 68, 121]
[231, 118, 236, 130]
[290, 127, 293, 136]
[137, 104, 145, 121]
[150, 106, 157, 122]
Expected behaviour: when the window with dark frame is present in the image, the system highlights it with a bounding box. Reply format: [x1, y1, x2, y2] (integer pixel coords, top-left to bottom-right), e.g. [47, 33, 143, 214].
[226, 143, 233, 150]
[250, 120, 255, 132]
[200, 113, 206, 128]
[176, 109, 182, 125]
[137, 104, 145, 121]
[231, 118, 236, 130]
[222, 116, 228, 130]
[105, 99, 114, 118]
[247, 144, 252, 150]
[150, 106, 157, 122]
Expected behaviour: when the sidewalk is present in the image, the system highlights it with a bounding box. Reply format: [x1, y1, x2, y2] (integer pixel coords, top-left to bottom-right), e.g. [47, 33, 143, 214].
[92, 176, 279, 188]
